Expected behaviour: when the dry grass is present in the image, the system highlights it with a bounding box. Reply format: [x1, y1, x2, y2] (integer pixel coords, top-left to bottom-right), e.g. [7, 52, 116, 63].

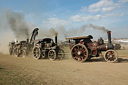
[0, 44, 128, 85]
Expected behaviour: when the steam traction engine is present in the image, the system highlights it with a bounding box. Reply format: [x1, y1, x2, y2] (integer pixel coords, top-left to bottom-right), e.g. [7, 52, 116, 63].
[8, 42, 15, 55]
[8, 28, 39, 57]
[8, 41, 27, 57]
[66, 31, 118, 63]
[33, 36, 64, 60]
[15, 41, 27, 57]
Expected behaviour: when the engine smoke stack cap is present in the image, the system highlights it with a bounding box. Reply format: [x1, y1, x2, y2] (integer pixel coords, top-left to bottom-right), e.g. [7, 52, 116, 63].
[107, 31, 111, 33]
[107, 30, 112, 44]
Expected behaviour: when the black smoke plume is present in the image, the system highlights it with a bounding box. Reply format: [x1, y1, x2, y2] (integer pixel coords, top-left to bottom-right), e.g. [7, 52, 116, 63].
[3, 9, 30, 39]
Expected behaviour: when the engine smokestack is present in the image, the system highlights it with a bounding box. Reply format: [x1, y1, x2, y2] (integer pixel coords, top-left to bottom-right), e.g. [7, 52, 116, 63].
[107, 31, 114, 49]
[107, 31, 111, 44]
[55, 35, 57, 44]
[26, 38, 29, 44]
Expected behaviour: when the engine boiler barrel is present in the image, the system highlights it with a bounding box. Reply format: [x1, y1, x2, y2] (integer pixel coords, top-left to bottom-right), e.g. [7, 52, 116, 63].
[98, 44, 114, 51]
[98, 44, 107, 51]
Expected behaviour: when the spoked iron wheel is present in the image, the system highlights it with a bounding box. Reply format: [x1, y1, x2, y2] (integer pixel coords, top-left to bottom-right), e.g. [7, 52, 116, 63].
[16, 49, 20, 57]
[48, 50, 56, 61]
[33, 47, 42, 59]
[104, 50, 118, 63]
[57, 49, 65, 60]
[22, 49, 27, 58]
[13, 48, 17, 56]
[71, 44, 88, 62]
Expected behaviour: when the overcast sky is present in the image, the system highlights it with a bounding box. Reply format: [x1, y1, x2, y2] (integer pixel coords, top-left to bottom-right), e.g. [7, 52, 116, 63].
[0, 0, 128, 40]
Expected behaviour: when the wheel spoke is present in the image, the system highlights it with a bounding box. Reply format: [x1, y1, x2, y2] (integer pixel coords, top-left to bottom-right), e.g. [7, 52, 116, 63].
[71, 44, 88, 62]
[33, 47, 41, 59]
[48, 50, 56, 60]
[104, 50, 118, 62]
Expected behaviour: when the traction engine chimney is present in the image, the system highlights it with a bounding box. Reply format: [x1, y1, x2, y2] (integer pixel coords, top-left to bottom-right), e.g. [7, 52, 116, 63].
[55, 35, 57, 45]
[107, 31, 112, 44]
[107, 31, 114, 49]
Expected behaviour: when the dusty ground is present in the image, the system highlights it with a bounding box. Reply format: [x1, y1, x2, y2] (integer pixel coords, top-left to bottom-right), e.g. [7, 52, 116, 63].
[0, 49, 128, 85]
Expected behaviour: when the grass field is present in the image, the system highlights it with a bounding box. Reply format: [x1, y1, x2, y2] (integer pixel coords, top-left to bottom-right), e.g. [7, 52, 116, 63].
[0, 44, 128, 85]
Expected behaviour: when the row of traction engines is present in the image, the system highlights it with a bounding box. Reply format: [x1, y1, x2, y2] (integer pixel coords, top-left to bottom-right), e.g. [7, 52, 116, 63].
[8, 28, 64, 61]
[9, 28, 118, 62]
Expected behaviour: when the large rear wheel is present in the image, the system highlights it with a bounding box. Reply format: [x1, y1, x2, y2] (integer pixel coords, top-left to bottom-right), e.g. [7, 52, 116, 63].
[16, 49, 20, 57]
[71, 44, 88, 62]
[22, 49, 27, 58]
[33, 47, 42, 59]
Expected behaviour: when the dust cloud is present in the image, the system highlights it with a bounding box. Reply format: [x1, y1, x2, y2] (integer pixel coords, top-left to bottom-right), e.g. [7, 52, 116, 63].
[0, 31, 15, 54]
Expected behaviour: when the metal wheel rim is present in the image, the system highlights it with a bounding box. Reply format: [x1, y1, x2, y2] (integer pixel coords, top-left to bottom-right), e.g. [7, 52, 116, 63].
[71, 44, 88, 62]
[33, 47, 41, 59]
[104, 50, 118, 63]
[16, 49, 20, 57]
[13, 48, 17, 55]
[48, 50, 56, 61]
[22, 50, 26, 58]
